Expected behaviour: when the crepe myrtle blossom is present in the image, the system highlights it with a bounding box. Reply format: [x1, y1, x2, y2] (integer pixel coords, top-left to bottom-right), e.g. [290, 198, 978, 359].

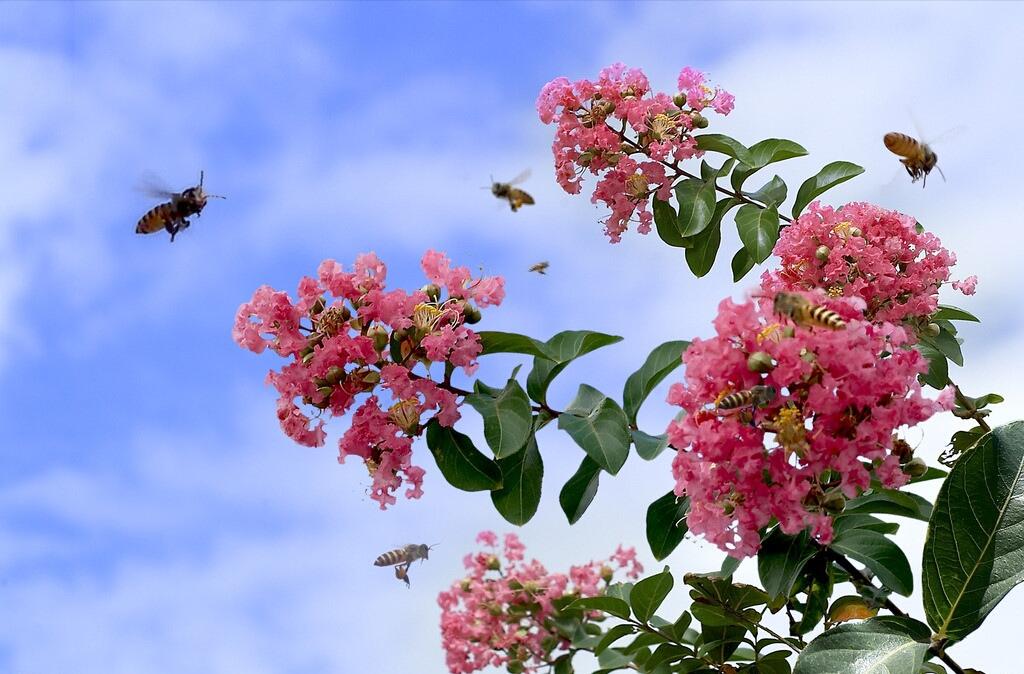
[233, 250, 504, 509]
[438, 532, 643, 674]
[666, 292, 953, 558]
[537, 63, 734, 243]
[762, 202, 973, 326]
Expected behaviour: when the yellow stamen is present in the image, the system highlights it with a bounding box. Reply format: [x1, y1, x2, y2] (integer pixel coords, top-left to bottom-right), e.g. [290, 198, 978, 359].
[625, 173, 649, 199]
[827, 284, 844, 298]
[412, 302, 443, 331]
[832, 221, 854, 238]
[774, 405, 809, 458]
[757, 323, 783, 344]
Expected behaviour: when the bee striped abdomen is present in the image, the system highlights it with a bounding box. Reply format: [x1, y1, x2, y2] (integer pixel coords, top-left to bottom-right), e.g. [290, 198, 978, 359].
[883, 132, 920, 158]
[807, 305, 846, 330]
[716, 391, 752, 410]
[136, 202, 177, 234]
[374, 548, 409, 567]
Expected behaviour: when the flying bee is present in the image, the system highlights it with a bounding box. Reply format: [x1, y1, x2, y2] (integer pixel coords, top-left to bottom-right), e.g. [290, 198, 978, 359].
[884, 132, 945, 187]
[374, 543, 433, 568]
[773, 292, 846, 330]
[715, 385, 777, 412]
[490, 170, 535, 212]
[528, 261, 549, 275]
[136, 171, 225, 242]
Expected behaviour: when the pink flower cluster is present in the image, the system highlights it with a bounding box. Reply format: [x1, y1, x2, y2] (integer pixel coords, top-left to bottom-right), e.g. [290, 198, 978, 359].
[233, 251, 504, 509]
[761, 202, 974, 325]
[537, 64, 734, 243]
[666, 291, 953, 558]
[438, 532, 643, 674]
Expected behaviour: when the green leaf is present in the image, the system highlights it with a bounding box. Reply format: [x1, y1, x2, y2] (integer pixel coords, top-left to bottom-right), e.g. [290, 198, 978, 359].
[831, 529, 913, 596]
[735, 203, 780, 263]
[623, 340, 689, 426]
[559, 455, 601, 524]
[923, 421, 1024, 642]
[915, 341, 949, 389]
[693, 133, 754, 166]
[424, 420, 503, 492]
[490, 432, 543, 525]
[645, 643, 690, 671]
[794, 616, 930, 674]
[757, 529, 819, 600]
[465, 375, 533, 459]
[731, 247, 755, 282]
[653, 197, 686, 248]
[476, 331, 553, 359]
[567, 596, 632, 620]
[932, 304, 979, 322]
[731, 138, 808, 192]
[843, 489, 932, 521]
[647, 492, 690, 561]
[632, 430, 669, 461]
[631, 570, 675, 622]
[921, 327, 964, 367]
[675, 179, 717, 238]
[910, 466, 948, 484]
[595, 624, 636, 655]
[526, 331, 623, 405]
[791, 161, 865, 218]
[558, 385, 631, 475]
[698, 624, 745, 664]
[832, 514, 899, 537]
[747, 175, 788, 207]
[685, 218, 721, 278]
[700, 158, 736, 182]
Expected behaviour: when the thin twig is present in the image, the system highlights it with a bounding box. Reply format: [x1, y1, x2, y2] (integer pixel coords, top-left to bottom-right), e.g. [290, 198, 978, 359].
[952, 383, 992, 433]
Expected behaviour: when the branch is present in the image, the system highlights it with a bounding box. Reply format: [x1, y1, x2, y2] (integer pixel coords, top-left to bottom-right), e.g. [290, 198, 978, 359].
[951, 383, 991, 433]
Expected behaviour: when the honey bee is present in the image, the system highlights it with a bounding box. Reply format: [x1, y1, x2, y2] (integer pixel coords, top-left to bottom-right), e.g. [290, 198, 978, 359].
[136, 171, 225, 242]
[884, 132, 945, 187]
[773, 292, 846, 330]
[490, 170, 535, 212]
[716, 385, 777, 411]
[375, 543, 434, 587]
[528, 261, 549, 275]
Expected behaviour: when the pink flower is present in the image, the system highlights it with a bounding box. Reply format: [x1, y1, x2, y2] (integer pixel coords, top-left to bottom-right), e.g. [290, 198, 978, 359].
[762, 202, 960, 325]
[438, 534, 642, 674]
[538, 64, 734, 243]
[666, 293, 947, 557]
[952, 275, 978, 295]
[233, 251, 504, 509]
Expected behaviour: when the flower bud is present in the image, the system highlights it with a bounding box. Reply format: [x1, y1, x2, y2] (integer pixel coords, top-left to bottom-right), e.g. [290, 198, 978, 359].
[317, 385, 333, 399]
[691, 113, 709, 128]
[747, 351, 774, 373]
[507, 579, 523, 591]
[849, 226, 863, 237]
[904, 457, 928, 478]
[361, 370, 381, 386]
[325, 365, 345, 385]
[577, 150, 594, 167]
[815, 245, 831, 262]
[300, 347, 315, 364]
[925, 323, 941, 337]
[673, 92, 687, 107]
[486, 555, 501, 571]
[821, 491, 846, 514]
[368, 324, 390, 352]
[600, 565, 614, 583]
[388, 399, 421, 434]
[420, 283, 441, 302]
[782, 326, 796, 339]
[460, 578, 472, 592]
[308, 296, 326, 316]
[462, 304, 482, 325]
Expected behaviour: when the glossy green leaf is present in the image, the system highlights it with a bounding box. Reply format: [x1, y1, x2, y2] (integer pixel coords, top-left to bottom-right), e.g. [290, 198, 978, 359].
[631, 570, 675, 622]
[647, 491, 690, 561]
[675, 179, 717, 238]
[465, 375, 533, 459]
[700, 158, 736, 182]
[558, 384, 631, 475]
[567, 596, 632, 620]
[731, 247, 755, 281]
[916, 341, 949, 389]
[595, 624, 636, 655]
[791, 161, 865, 218]
[843, 489, 932, 521]
[831, 529, 913, 596]
[490, 432, 543, 525]
[924, 421, 1024, 642]
[476, 331, 553, 359]
[922, 327, 964, 367]
[735, 203, 780, 263]
[693, 133, 754, 166]
[698, 624, 745, 664]
[794, 616, 930, 674]
[623, 340, 689, 426]
[757, 529, 818, 600]
[731, 138, 808, 192]
[526, 331, 623, 405]
[684, 218, 721, 277]
[747, 175, 788, 208]
[653, 197, 686, 248]
[424, 420, 502, 492]
[932, 304, 979, 322]
[632, 430, 669, 461]
[645, 643, 690, 671]
[559, 455, 601, 524]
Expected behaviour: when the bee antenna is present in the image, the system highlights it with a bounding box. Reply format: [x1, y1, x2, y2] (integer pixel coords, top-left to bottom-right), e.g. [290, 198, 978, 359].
[199, 170, 205, 188]
[936, 165, 947, 182]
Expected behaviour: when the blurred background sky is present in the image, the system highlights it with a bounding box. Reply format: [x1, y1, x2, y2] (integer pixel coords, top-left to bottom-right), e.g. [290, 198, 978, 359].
[1, 2, 1023, 672]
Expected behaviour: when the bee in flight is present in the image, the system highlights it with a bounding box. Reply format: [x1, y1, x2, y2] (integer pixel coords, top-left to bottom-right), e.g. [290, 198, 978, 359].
[136, 171, 225, 242]
[773, 292, 846, 330]
[374, 543, 434, 587]
[528, 261, 549, 275]
[884, 132, 945, 187]
[490, 170, 535, 212]
[716, 385, 777, 412]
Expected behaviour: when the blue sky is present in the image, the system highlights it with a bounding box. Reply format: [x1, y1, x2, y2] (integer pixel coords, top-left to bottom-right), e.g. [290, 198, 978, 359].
[2, 2, 1023, 672]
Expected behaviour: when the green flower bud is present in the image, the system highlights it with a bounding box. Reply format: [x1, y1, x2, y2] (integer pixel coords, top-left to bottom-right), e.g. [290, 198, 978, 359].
[747, 351, 774, 373]
[849, 226, 863, 237]
[821, 491, 846, 514]
[673, 92, 687, 107]
[420, 283, 441, 302]
[815, 245, 831, 261]
[368, 324, 390, 351]
[463, 305, 482, 324]
[691, 113, 709, 129]
[325, 366, 345, 385]
[925, 323, 941, 337]
[904, 457, 928, 478]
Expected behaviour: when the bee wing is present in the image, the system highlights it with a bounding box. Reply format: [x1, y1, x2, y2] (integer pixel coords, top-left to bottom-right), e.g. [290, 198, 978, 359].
[507, 168, 532, 185]
[924, 125, 966, 147]
[136, 171, 178, 199]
